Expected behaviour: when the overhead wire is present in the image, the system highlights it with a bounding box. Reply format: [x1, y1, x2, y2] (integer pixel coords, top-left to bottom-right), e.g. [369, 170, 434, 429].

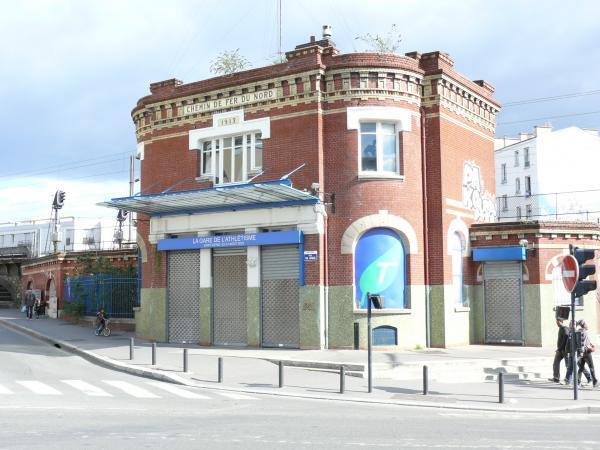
[501, 89, 600, 107]
[0, 151, 132, 179]
[497, 110, 600, 126]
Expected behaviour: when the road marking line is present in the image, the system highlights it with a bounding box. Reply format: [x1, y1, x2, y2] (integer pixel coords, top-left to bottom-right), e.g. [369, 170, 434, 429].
[145, 382, 210, 399]
[0, 384, 14, 394]
[16, 381, 62, 395]
[217, 392, 257, 400]
[102, 380, 160, 398]
[61, 380, 112, 397]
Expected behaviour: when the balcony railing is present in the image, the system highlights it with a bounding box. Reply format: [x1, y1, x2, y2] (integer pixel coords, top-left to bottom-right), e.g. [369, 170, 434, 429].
[496, 190, 600, 222]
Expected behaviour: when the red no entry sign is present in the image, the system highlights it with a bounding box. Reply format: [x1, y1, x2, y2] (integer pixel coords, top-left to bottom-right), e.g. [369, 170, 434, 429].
[561, 255, 579, 293]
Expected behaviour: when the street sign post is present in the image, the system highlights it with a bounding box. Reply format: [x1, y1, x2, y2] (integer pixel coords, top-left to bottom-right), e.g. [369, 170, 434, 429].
[561, 254, 579, 293]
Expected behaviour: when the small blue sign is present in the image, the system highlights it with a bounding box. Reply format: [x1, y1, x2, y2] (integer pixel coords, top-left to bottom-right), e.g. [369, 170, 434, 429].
[304, 251, 318, 261]
[157, 230, 303, 251]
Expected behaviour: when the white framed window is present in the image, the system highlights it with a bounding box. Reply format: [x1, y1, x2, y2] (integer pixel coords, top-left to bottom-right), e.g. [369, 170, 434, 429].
[514, 150, 519, 166]
[526, 204, 532, 219]
[501, 163, 507, 184]
[359, 122, 399, 174]
[516, 206, 522, 220]
[502, 194, 508, 211]
[525, 176, 531, 196]
[200, 132, 263, 185]
[515, 177, 521, 195]
[524, 147, 530, 167]
[450, 232, 466, 307]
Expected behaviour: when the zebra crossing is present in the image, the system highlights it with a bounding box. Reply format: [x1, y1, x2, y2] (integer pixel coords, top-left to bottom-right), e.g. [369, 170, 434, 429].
[0, 379, 258, 401]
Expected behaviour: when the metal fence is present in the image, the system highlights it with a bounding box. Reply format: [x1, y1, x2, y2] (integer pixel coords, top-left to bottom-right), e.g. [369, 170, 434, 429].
[496, 190, 600, 222]
[63, 273, 138, 318]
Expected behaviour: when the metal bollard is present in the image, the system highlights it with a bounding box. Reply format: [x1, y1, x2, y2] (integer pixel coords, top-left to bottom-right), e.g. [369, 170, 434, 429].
[129, 337, 134, 360]
[423, 365, 428, 395]
[340, 366, 345, 394]
[152, 342, 157, 366]
[278, 361, 284, 388]
[183, 348, 189, 373]
[498, 371, 504, 404]
[218, 357, 223, 383]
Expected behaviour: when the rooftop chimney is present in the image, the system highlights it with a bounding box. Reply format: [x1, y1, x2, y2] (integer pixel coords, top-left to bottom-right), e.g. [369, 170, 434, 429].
[534, 124, 552, 137]
[519, 132, 532, 141]
[323, 25, 332, 39]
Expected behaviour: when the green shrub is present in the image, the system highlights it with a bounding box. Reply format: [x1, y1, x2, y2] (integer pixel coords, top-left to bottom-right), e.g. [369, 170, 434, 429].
[63, 301, 85, 318]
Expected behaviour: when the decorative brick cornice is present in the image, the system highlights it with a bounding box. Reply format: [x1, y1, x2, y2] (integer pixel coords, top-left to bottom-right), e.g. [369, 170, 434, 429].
[469, 221, 600, 240]
[132, 49, 499, 140]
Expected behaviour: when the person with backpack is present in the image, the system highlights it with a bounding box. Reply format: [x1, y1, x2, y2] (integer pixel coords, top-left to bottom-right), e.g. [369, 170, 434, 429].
[577, 319, 597, 388]
[563, 320, 591, 385]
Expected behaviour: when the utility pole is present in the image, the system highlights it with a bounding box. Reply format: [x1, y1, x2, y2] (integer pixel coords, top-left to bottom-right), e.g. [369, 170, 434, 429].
[277, 0, 282, 62]
[51, 190, 66, 253]
[129, 155, 135, 245]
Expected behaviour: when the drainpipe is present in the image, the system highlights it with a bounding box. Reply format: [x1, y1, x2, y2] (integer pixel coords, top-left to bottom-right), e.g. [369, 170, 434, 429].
[420, 106, 431, 348]
[323, 209, 329, 349]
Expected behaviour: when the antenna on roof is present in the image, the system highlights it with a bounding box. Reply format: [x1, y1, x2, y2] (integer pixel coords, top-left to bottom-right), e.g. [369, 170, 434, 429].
[280, 163, 306, 181]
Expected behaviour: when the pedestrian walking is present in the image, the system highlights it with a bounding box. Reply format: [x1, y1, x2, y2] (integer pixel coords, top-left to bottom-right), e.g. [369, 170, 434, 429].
[564, 320, 591, 385]
[23, 289, 36, 320]
[576, 319, 597, 388]
[549, 318, 569, 383]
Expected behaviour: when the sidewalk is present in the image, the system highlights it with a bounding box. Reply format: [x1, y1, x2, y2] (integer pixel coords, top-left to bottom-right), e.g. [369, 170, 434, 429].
[2, 308, 600, 413]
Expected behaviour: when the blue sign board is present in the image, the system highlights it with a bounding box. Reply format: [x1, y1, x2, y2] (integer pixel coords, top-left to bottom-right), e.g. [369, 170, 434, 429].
[355, 228, 406, 309]
[157, 230, 303, 251]
[472, 246, 527, 262]
[304, 251, 318, 261]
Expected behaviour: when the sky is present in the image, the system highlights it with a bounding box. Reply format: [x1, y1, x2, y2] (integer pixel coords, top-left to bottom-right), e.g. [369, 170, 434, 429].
[1, 0, 599, 224]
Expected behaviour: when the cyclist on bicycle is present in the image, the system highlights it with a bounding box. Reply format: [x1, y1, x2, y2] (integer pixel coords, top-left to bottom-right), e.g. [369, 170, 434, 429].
[96, 307, 108, 334]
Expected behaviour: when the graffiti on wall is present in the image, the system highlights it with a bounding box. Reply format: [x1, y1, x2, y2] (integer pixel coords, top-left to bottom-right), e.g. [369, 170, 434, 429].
[462, 161, 496, 222]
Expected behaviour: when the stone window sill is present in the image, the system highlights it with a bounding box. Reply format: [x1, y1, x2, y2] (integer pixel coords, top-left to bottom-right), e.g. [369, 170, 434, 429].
[358, 173, 405, 181]
[354, 308, 412, 315]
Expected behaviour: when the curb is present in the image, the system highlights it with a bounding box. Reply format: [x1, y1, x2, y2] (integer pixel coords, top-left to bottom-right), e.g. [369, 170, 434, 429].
[0, 318, 189, 386]
[2, 317, 599, 415]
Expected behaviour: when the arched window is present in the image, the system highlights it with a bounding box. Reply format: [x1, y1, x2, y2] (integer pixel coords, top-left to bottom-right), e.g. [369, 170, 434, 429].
[354, 228, 406, 309]
[449, 232, 466, 306]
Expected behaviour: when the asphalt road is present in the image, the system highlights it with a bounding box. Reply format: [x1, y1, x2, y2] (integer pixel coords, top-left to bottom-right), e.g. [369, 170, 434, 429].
[2, 324, 600, 449]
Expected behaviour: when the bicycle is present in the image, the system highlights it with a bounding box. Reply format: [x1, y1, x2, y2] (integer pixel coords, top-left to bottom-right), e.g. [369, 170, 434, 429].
[94, 318, 111, 337]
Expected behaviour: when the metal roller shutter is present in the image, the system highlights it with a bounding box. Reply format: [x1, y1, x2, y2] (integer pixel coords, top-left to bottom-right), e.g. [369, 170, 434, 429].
[213, 247, 247, 346]
[483, 261, 524, 344]
[167, 250, 201, 343]
[261, 245, 300, 348]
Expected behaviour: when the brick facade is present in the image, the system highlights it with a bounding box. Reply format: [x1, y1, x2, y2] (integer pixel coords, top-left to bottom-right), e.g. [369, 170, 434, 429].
[131, 31, 500, 348]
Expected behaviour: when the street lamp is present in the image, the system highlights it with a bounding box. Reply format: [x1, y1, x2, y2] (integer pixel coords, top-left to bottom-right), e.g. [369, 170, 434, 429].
[366, 292, 384, 393]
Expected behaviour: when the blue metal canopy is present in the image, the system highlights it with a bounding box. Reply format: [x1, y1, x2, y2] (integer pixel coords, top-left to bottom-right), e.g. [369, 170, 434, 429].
[98, 179, 320, 217]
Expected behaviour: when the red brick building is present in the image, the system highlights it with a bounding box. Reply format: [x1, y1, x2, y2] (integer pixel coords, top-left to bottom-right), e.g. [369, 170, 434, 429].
[21, 249, 138, 318]
[104, 28, 500, 348]
[469, 221, 599, 347]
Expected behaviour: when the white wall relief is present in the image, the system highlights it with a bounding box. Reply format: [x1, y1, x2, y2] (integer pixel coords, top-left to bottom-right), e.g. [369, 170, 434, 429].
[462, 161, 495, 223]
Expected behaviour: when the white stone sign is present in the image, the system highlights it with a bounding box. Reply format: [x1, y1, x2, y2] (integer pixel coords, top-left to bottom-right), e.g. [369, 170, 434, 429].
[181, 89, 278, 116]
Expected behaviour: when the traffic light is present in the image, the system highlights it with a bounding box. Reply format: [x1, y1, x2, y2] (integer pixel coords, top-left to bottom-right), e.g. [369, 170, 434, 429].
[571, 245, 597, 298]
[53, 190, 66, 210]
